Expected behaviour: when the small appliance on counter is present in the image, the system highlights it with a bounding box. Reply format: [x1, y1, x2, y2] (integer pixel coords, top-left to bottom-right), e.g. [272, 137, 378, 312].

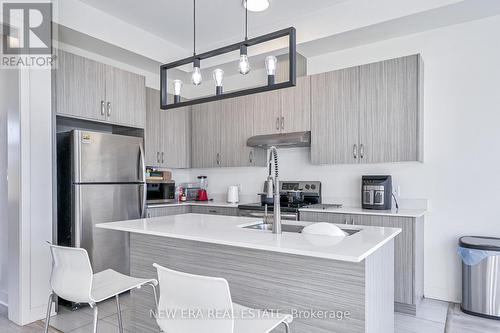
[227, 185, 240, 204]
[146, 180, 176, 205]
[196, 176, 209, 201]
[362, 175, 392, 210]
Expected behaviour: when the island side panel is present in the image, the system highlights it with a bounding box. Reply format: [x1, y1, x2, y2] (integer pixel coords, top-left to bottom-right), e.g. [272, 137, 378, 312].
[130, 233, 367, 333]
[365, 240, 394, 333]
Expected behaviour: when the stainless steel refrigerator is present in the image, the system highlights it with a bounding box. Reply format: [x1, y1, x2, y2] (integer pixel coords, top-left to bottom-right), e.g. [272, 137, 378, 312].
[57, 130, 146, 275]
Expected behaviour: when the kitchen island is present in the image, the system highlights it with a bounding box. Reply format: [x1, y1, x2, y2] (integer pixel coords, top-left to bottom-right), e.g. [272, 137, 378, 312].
[97, 214, 401, 333]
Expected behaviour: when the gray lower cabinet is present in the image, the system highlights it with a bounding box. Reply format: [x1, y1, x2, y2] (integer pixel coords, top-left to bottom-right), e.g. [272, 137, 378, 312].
[190, 206, 238, 216]
[146, 88, 191, 168]
[145, 205, 190, 218]
[300, 211, 424, 315]
[55, 50, 146, 129]
[311, 54, 423, 164]
[146, 205, 238, 218]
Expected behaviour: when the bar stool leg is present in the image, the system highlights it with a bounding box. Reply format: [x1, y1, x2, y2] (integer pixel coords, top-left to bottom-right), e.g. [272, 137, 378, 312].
[43, 293, 54, 333]
[92, 304, 99, 333]
[116, 295, 124, 333]
[283, 321, 291, 333]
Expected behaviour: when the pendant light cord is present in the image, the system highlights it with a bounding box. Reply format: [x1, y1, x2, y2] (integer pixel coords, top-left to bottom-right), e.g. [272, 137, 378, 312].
[245, 2, 248, 41]
[193, 0, 196, 56]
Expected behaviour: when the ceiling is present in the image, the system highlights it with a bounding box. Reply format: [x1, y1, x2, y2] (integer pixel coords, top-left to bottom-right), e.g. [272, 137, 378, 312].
[77, 0, 347, 53]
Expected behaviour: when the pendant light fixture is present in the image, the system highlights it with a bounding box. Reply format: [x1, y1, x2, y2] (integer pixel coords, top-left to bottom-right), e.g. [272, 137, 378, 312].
[242, 0, 270, 12]
[238, 4, 251, 75]
[213, 68, 224, 95]
[160, 2, 296, 110]
[191, 0, 202, 86]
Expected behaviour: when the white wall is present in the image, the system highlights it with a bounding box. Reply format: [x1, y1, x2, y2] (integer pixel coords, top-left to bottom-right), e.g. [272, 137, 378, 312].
[0, 68, 11, 306]
[176, 14, 500, 303]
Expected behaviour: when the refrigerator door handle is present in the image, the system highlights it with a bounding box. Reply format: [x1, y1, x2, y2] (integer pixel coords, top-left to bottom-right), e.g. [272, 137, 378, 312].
[74, 185, 82, 248]
[140, 184, 147, 218]
[138, 143, 146, 183]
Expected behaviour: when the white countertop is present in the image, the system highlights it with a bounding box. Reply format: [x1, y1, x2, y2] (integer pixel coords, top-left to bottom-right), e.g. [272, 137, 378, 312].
[96, 213, 401, 262]
[147, 201, 241, 209]
[299, 206, 426, 218]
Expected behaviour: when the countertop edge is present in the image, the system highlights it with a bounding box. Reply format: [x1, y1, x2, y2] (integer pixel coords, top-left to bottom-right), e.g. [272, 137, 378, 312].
[96, 222, 401, 263]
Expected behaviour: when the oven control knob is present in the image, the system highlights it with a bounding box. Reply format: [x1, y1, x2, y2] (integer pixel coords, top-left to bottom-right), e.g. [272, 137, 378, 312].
[311, 184, 316, 190]
[305, 184, 310, 190]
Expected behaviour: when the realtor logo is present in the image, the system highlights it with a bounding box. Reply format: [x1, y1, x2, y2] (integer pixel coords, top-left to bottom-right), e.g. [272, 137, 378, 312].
[2, 2, 52, 54]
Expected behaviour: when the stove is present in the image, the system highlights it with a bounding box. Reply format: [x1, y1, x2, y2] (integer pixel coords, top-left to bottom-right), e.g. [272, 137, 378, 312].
[238, 181, 322, 221]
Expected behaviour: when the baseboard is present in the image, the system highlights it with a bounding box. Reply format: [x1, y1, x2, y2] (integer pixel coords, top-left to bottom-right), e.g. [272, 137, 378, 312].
[0, 290, 7, 307]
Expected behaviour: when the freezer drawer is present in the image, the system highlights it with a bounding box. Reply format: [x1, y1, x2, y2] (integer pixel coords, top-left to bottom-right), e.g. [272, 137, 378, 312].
[74, 183, 145, 274]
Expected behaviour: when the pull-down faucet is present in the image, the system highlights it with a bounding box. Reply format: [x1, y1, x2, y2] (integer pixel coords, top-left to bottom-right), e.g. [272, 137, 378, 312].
[264, 146, 281, 234]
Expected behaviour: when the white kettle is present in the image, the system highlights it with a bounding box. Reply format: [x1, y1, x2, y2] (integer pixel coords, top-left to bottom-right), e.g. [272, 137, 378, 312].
[227, 185, 239, 204]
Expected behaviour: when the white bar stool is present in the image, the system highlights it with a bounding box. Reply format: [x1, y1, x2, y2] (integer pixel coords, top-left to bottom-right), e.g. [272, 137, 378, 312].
[153, 263, 293, 333]
[44, 243, 158, 333]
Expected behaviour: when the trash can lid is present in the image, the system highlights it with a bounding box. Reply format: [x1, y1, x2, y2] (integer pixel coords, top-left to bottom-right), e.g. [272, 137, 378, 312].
[459, 236, 500, 251]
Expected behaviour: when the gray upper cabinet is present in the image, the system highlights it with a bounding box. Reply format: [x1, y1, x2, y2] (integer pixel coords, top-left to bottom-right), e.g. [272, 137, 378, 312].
[252, 77, 311, 136]
[191, 101, 221, 168]
[145, 88, 191, 168]
[54, 50, 146, 129]
[359, 55, 422, 163]
[252, 90, 281, 136]
[311, 67, 360, 164]
[55, 49, 106, 122]
[279, 76, 311, 133]
[191, 98, 265, 168]
[105, 65, 146, 128]
[311, 54, 423, 165]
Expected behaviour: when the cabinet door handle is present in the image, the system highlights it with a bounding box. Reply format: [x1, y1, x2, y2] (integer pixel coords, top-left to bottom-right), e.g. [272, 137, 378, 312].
[216, 153, 220, 165]
[107, 102, 111, 117]
[276, 117, 280, 130]
[360, 144, 364, 159]
[208, 209, 217, 214]
[353, 144, 358, 159]
[249, 150, 253, 164]
[100, 101, 105, 116]
[157, 152, 160, 163]
[161, 152, 164, 164]
[281, 116, 285, 130]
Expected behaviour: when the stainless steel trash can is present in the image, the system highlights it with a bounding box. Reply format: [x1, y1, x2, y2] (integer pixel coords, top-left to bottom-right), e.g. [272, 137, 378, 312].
[460, 236, 500, 320]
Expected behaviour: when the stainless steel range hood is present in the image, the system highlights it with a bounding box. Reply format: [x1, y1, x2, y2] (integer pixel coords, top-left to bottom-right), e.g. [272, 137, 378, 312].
[247, 131, 311, 149]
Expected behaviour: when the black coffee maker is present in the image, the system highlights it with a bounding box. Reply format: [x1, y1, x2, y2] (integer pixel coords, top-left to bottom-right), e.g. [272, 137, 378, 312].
[362, 176, 392, 210]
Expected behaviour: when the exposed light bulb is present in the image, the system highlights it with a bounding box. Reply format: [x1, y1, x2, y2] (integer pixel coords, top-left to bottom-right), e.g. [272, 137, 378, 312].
[239, 45, 251, 75]
[265, 55, 278, 85]
[173, 80, 183, 103]
[213, 68, 224, 95]
[242, 0, 269, 12]
[239, 54, 251, 75]
[191, 58, 202, 86]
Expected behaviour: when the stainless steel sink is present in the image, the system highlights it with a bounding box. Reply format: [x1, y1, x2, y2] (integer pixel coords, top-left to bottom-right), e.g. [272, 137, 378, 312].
[243, 223, 360, 235]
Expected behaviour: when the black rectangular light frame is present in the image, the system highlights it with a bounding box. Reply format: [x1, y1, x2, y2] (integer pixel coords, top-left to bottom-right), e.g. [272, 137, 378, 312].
[160, 27, 296, 110]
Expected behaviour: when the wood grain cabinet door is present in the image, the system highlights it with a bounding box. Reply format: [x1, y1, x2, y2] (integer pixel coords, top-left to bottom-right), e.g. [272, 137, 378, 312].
[162, 106, 191, 168]
[191, 101, 221, 168]
[55, 50, 106, 121]
[252, 90, 281, 136]
[279, 76, 311, 133]
[219, 96, 255, 167]
[359, 55, 420, 163]
[145, 88, 162, 166]
[354, 214, 414, 305]
[104, 65, 146, 128]
[311, 67, 360, 164]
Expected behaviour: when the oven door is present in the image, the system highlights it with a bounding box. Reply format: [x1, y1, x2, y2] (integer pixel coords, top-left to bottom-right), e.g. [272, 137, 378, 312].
[238, 209, 298, 221]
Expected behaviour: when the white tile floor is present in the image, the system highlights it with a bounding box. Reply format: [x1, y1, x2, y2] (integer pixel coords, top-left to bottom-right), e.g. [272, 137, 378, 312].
[1, 297, 499, 332]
